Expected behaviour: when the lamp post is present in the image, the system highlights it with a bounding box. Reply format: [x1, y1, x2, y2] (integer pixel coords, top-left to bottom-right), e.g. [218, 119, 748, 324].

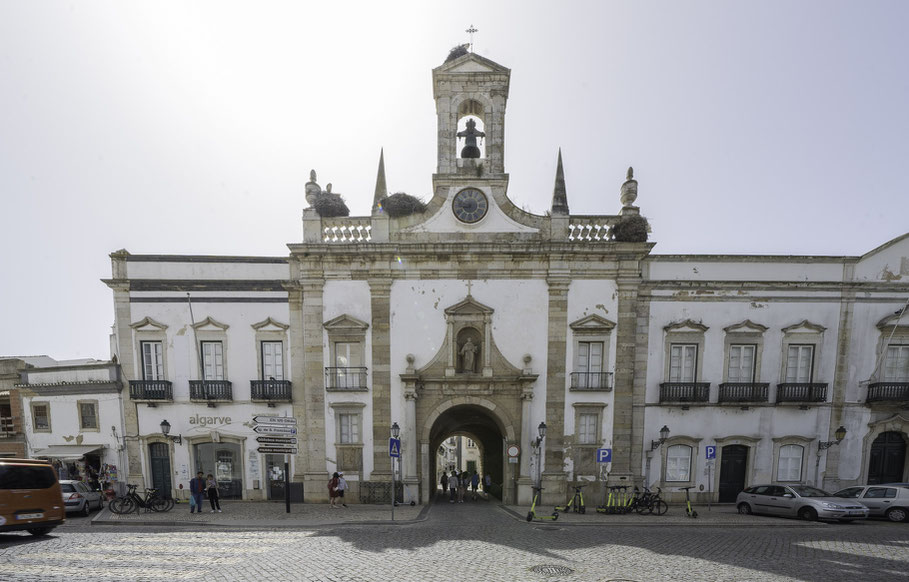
[532, 422, 547, 489]
[650, 425, 670, 451]
[815, 426, 847, 488]
[391, 422, 400, 520]
[160, 420, 182, 445]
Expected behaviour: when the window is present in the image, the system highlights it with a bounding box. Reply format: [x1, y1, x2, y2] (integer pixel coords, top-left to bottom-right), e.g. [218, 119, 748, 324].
[335, 342, 362, 368]
[577, 413, 598, 445]
[785, 345, 814, 383]
[777, 444, 803, 481]
[883, 345, 909, 381]
[338, 412, 361, 444]
[669, 344, 697, 382]
[261, 341, 284, 380]
[864, 487, 897, 499]
[32, 403, 50, 431]
[78, 401, 98, 431]
[727, 344, 756, 382]
[665, 445, 691, 481]
[141, 341, 164, 380]
[467, 439, 476, 448]
[201, 341, 224, 380]
[578, 342, 603, 373]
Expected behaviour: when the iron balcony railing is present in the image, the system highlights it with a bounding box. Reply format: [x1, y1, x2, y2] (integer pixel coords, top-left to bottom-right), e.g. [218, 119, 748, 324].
[570, 371, 614, 391]
[866, 382, 909, 403]
[776, 383, 828, 403]
[189, 380, 233, 401]
[250, 380, 292, 402]
[0, 416, 17, 437]
[659, 382, 710, 403]
[325, 367, 368, 391]
[718, 382, 770, 403]
[129, 380, 173, 401]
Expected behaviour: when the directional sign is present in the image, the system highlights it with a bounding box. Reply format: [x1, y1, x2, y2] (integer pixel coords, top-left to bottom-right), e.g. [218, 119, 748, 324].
[389, 438, 401, 458]
[253, 425, 297, 435]
[253, 416, 297, 426]
[258, 446, 298, 455]
[705, 445, 716, 460]
[597, 448, 612, 463]
[256, 436, 297, 444]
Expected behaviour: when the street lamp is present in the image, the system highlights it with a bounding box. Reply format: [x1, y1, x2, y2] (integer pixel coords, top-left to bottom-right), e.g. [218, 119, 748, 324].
[818, 426, 847, 451]
[391, 422, 401, 439]
[650, 425, 670, 451]
[533, 422, 547, 488]
[160, 420, 182, 444]
[390, 422, 401, 518]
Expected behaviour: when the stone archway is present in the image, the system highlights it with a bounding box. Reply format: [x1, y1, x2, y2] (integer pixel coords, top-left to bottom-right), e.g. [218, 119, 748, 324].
[419, 398, 519, 504]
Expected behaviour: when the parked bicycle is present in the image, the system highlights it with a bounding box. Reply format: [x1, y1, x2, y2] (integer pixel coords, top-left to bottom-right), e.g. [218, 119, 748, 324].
[109, 484, 173, 514]
[636, 486, 668, 515]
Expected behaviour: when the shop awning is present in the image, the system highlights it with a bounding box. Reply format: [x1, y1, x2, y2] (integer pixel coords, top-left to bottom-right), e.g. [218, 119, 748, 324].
[32, 445, 104, 460]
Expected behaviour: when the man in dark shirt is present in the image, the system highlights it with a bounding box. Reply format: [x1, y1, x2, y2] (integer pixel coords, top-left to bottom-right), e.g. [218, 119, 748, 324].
[189, 471, 206, 514]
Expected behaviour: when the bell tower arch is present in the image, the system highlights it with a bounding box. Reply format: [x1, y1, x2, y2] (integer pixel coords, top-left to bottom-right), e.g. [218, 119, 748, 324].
[432, 52, 511, 176]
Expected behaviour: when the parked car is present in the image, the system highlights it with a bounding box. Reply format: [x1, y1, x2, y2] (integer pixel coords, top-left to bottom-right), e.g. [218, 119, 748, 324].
[0, 458, 65, 536]
[833, 484, 909, 522]
[736, 484, 869, 522]
[60, 480, 103, 516]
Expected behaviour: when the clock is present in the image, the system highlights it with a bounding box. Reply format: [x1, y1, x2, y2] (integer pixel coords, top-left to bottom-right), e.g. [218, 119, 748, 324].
[452, 188, 489, 223]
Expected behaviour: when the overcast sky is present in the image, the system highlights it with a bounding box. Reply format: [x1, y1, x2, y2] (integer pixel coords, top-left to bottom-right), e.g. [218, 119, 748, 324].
[1, 0, 907, 360]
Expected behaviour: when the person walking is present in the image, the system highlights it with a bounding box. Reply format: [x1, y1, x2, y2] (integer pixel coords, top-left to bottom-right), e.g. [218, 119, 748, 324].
[189, 471, 206, 514]
[483, 473, 492, 492]
[337, 472, 348, 507]
[448, 471, 459, 503]
[471, 471, 480, 500]
[440, 471, 448, 493]
[328, 472, 341, 508]
[459, 471, 468, 503]
[206, 473, 221, 513]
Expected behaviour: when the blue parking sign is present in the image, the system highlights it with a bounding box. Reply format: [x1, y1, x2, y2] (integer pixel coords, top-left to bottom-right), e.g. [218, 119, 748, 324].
[705, 445, 716, 460]
[596, 448, 612, 463]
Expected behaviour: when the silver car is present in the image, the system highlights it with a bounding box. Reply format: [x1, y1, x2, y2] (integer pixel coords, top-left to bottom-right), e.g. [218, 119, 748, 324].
[833, 484, 909, 522]
[60, 480, 103, 517]
[736, 484, 869, 522]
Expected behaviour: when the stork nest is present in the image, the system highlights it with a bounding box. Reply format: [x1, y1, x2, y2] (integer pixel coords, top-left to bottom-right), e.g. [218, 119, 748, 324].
[445, 44, 469, 63]
[312, 192, 350, 218]
[380, 192, 427, 218]
[612, 215, 650, 242]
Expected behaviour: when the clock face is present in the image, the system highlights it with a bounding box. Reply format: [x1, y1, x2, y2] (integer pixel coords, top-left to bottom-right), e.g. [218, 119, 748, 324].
[452, 188, 489, 223]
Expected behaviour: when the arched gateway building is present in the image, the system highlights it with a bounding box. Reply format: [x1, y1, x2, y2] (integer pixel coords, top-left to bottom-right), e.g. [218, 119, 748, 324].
[106, 50, 909, 506]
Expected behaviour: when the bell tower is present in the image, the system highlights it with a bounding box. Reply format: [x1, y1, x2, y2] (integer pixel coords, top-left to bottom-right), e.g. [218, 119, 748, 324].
[432, 52, 511, 176]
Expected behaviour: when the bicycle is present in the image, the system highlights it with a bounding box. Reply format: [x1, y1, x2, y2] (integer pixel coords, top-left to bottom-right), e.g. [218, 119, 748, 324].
[109, 484, 172, 514]
[680, 486, 698, 518]
[526, 486, 559, 522]
[555, 483, 587, 514]
[637, 486, 668, 515]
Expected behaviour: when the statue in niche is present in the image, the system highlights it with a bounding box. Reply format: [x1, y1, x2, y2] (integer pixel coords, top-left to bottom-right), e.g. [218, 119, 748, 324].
[456, 118, 485, 159]
[459, 337, 480, 373]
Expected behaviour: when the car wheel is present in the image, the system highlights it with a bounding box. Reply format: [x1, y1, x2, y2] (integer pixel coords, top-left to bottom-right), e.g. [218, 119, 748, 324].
[838, 519, 855, 523]
[885, 507, 908, 523]
[80, 502, 90, 517]
[27, 527, 52, 536]
[737, 503, 752, 515]
[798, 507, 818, 521]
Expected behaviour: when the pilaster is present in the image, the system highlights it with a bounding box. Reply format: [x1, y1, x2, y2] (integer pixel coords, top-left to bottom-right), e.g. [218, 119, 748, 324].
[295, 278, 328, 498]
[611, 275, 643, 483]
[369, 278, 393, 479]
[823, 280, 856, 490]
[109, 277, 145, 488]
[542, 276, 570, 500]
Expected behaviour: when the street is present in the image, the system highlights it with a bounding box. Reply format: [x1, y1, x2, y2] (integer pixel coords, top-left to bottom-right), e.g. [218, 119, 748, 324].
[1, 499, 907, 581]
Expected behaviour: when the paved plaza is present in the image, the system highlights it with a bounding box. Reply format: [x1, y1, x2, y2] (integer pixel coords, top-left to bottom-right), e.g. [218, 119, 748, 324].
[0, 498, 907, 581]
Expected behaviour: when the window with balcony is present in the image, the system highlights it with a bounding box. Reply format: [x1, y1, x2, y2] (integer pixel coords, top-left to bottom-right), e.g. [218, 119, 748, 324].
[778, 321, 827, 404]
[785, 345, 814, 383]
[670, 344, 697, 382]
[190, 323, 232, 401]
[130, 318, 173, 401]
[78, 401, 98, 431]
[727, 344, 756, 382]
[883, 345, 909, 382]
[261, 341, 284, 380]
[719, 320, 769, 403]
[201, 341, 224, 380]
[324, 314, 369, 391]
[869, 312, 909, 403]
[141, 341, 164, 380]
[569, 315, 615, 391]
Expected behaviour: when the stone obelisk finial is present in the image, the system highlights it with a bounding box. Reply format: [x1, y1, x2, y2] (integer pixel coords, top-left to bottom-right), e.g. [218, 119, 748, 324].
[372, 148, 388, 214]
[550, 148, 569, 215]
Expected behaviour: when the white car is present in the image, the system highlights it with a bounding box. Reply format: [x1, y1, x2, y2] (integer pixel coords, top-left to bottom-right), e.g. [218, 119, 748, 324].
[60, 480, 103, 517]
[736, 484, 869, 522]
[833, 484, 909, 522]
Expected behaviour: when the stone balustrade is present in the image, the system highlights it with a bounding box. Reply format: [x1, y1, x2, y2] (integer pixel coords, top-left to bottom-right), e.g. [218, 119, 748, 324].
[567, 216, 619, 242]
[322, 218, 372, 243]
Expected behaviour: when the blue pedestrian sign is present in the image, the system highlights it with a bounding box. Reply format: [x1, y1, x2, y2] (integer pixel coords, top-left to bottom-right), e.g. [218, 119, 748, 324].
[705, 445, 716, 460]
[596, 448, 612, 463]
[389, 438, 401, 458]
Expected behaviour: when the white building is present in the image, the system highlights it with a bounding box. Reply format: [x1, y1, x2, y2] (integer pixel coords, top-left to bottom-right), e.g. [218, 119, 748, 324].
[104, 49, 909, 505]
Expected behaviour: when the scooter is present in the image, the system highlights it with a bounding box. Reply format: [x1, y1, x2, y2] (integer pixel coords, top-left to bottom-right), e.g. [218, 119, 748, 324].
[680, 486, 698, 518]
[526, 486, 559, 522]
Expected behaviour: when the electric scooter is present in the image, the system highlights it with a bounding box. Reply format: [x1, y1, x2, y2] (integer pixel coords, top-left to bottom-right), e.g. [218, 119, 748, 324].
[526, 486, 559, 522]
[680, 486, 698, 518]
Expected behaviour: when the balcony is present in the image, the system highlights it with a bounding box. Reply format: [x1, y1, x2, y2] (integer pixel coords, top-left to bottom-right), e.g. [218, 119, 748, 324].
[776, 383, 827, 404]
[659, 382, 710, 404]
[325, 367, 368, 391]
[866, 382, 909, 404]
[251, 380, 292, 403]
[129, 380, 173, 402]
[189, 380, 233, 403]
[718, 382, 770, 404]
[570, 372, 614, 391]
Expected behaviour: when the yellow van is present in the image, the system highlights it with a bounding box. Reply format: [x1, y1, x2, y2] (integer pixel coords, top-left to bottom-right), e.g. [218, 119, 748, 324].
[0, 458, 65, 536]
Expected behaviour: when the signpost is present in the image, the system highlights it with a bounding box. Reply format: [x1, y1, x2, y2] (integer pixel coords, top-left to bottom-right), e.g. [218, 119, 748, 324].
[705, 445, 716, 512]
[596, 448, 613, 463]
[252, 415, 298, 513]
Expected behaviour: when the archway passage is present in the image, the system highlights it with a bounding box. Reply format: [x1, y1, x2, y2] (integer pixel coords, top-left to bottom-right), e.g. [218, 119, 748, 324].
[429, 404, 505, 500]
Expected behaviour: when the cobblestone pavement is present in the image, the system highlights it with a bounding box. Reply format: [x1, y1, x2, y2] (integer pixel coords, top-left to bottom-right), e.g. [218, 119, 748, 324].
[1, 498, 907, 582]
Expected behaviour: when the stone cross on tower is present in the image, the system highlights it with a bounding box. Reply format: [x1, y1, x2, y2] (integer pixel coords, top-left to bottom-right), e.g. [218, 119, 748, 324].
[465, 280, 473, 296]
[466, 25, 478, 52]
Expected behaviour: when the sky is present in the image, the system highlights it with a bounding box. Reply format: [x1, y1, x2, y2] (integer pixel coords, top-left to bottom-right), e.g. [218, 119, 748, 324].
[1, 0, 907, 360]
